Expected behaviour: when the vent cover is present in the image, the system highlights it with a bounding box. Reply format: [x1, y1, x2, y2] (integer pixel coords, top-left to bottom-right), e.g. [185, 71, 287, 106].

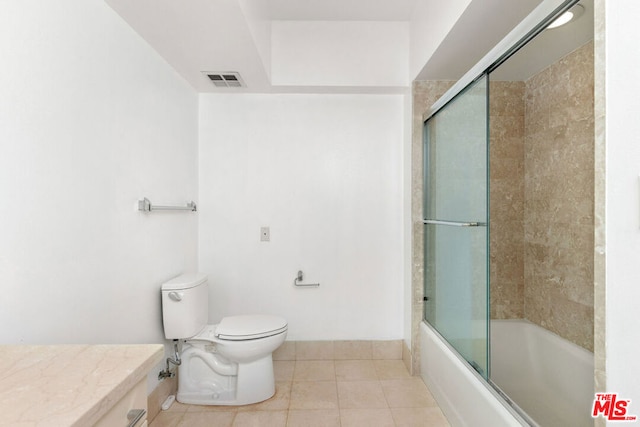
[203, 72, 245, 88]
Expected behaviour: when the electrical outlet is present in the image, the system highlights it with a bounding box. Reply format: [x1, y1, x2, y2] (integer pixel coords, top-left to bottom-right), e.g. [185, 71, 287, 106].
[260, 226, 270, 242]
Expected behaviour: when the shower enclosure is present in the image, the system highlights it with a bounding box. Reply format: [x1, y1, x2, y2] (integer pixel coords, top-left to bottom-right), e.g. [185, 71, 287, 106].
[419, 0, 594, 425]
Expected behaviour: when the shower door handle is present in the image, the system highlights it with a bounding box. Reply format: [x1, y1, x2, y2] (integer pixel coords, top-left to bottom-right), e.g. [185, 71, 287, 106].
[423, 219, 486, 227]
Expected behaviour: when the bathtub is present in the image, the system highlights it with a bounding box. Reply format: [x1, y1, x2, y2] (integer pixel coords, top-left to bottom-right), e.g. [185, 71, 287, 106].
[491, 319, 594, 427]
[420, 320, 594, 427]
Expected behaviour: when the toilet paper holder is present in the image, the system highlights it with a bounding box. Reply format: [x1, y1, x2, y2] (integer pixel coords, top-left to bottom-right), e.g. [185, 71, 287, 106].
[294, 270, 320, 288]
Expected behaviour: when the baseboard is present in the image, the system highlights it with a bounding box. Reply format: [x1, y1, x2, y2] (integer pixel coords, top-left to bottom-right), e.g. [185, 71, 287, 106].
[402, 340, 413, 374]
[273, 339, 404, 361]
[147, 375, 177, 424]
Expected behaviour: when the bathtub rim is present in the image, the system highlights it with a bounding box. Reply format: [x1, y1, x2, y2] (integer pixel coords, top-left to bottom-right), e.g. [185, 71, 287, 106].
[490, 318, 594, 359]
[420, 320, 531, 426]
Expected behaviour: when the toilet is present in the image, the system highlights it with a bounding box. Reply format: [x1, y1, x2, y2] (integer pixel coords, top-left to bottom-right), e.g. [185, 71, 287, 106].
[161, 273, 287, 406]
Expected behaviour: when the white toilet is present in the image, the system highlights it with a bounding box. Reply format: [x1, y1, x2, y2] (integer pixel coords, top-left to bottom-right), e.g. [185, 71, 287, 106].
[161, 273, 287, 406]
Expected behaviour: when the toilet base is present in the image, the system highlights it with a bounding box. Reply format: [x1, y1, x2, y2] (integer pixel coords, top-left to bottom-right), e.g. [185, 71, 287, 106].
[176, 343, 276, 406]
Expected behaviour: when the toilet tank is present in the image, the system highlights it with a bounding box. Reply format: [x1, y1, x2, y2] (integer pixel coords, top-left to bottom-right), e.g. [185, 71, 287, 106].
[161, 273, 209, 339]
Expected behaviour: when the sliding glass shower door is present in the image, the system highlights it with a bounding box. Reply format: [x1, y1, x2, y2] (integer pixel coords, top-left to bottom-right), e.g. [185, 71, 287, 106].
[423, 75, 489, 378]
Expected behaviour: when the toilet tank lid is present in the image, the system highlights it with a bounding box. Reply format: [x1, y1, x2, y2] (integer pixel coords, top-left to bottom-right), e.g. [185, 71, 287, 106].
[161, 273, 208, 291]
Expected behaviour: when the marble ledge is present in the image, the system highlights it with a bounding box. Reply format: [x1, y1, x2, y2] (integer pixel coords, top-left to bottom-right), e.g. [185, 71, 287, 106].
[0, 344, 163, 427]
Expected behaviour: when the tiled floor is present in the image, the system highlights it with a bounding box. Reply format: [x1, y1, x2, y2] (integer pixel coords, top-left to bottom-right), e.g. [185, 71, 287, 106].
[149, 359, 450, 427]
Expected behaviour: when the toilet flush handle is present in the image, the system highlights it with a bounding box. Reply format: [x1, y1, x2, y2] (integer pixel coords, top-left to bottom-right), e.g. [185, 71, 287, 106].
[168, 291, 183, 302]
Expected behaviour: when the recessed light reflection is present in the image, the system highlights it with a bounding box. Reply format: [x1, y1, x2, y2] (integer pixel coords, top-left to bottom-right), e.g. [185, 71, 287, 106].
[547, 4, 584, 29]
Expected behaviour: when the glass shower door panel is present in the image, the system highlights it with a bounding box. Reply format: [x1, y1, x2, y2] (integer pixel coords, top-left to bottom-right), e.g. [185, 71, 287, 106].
[423, 75, 489, 378]
[424, 224, 488, 375]
[423, 78, 488, 224]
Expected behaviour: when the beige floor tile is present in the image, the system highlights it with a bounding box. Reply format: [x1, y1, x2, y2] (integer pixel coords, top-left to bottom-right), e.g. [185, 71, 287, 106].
[391, 407, 451, 427]
[287, 409, 341, 427]
[232, 410, 287, 427]
[274, 360, 295, 382]
[293, 360, 335, 381]
[289, 381, 338, 409]
[337, 380, 388, 409]
[295, 341, 335, 360]
[149, 411, 183, 427]
[237, 382, 291, 411]
[374, 359, 412, 380]
[334, 340, 373, 359]
[273, 341, 296, 361]
[176, 411, 236, 427]
[340, 408, 395, 427]
[161, 359, 450, 426]
[164, 400, 190, 413]
[381, 378, 437, 408]
[186, 403, 239, 412]
[335, 360, 378, 381]
[372, 340, 402, 359]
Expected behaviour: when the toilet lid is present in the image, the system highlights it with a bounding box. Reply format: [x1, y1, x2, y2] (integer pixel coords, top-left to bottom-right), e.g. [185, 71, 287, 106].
[216, 315, 288, 341]
[161, 273, 207, 291]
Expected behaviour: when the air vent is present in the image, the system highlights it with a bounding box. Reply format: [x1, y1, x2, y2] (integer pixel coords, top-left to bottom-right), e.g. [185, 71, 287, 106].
[203, 72, 245, 88]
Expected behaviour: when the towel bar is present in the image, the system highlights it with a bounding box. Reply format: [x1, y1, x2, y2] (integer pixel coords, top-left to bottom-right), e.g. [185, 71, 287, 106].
[138, 197, 197, 212]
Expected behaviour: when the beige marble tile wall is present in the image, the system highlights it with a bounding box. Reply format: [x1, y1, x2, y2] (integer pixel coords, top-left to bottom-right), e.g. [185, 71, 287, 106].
[523, 41, 595, 351]
[593, 0, 606, 404]
[489, 81, 526, 320]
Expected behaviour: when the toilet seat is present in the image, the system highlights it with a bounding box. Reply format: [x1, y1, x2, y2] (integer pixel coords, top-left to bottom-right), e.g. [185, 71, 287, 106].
[217, 315, 287, 341]
[216, 315, 287, 341]
[191, 315, 287, 342]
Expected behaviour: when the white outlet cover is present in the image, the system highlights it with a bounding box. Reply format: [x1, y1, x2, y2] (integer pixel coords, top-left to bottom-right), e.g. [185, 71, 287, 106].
[260, 226, 270, 242]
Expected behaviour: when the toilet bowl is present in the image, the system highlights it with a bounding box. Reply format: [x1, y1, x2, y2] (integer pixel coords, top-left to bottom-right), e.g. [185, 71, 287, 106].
[161, 273, 287, 406]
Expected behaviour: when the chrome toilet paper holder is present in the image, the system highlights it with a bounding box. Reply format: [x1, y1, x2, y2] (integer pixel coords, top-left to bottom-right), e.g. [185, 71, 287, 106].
[294, 270, 320, 288]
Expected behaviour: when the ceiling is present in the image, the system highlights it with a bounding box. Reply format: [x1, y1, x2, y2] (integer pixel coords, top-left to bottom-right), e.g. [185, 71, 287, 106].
[104, 0, 421, 93]
[104, 0, 593, 93]
[416, 0, 542, 81]
[267, 0, 417, 21]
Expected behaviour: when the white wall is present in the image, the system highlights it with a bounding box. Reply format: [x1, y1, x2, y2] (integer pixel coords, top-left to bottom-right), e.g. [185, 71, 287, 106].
[0, 0, 198, 379]
[271, 21, 409, 88]
[199, 93, 405, 340]
[604, 0, 640, 411]
[409, 0, 471, 80]
[238, 0, 272, 80]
